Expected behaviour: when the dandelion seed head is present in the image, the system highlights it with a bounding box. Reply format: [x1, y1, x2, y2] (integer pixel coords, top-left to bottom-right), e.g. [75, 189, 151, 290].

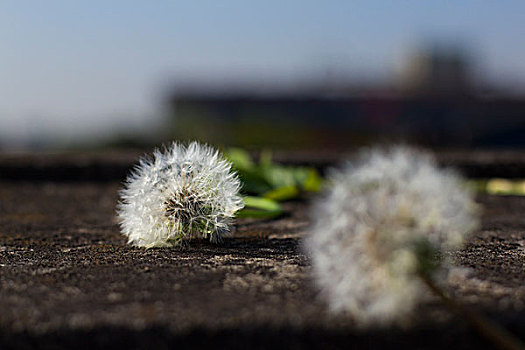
[304, 146, 479, 326]
[117, 142, 244, 247]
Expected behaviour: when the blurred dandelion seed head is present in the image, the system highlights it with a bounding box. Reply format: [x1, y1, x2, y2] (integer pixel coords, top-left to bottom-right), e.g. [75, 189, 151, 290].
[304, 146, 479, 326]
[117, 141, 244, 247]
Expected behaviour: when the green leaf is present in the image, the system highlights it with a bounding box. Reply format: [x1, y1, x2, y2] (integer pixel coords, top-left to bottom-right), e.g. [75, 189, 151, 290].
[263, 185, 300, 201]
[259, 150, 273, 168]
[263, 166, 295, 189]
[236, 196, 283, 219]
[235, 168, 273, 194]
[226, 148, 255, 171]
[302, 168, 323, 192]
[236, 209, 282, 219]
[467, 179, 525, 196]
[225, 147, 324, 200]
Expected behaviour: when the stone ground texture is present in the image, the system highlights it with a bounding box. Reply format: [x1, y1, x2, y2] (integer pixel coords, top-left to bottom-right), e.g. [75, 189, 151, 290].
[0, 150, 525, 349]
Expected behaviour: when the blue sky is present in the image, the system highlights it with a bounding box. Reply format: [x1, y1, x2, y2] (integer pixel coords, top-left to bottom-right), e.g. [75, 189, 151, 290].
[1, 1, 525, 147]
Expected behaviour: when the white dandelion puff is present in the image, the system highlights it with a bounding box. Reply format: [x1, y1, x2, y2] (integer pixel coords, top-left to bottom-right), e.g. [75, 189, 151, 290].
[304, 146, 479, 326]
[117, 141, 244, 247]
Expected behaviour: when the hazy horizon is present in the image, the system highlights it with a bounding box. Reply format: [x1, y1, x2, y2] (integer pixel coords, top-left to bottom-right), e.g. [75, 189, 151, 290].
[2, 1, 525, 149]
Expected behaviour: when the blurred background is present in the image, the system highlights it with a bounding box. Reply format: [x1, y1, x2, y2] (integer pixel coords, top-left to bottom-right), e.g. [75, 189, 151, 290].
[2, 1, 525, 151]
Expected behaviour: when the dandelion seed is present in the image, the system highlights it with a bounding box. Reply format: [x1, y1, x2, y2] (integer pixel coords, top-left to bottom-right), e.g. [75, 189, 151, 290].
[117, 142, 244, 247]
[304, 146, 479, 326]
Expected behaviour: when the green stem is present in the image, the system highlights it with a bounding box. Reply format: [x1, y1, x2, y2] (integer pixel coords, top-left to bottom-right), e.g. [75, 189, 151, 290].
[419, 273, 525, 350]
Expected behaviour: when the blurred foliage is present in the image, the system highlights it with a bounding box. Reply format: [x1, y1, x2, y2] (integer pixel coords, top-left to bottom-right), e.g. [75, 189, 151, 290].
[226, 147, 323, 219]
[226, 148, 322, 200]
[469, 179, 525, 196]
[229, 148, 525, 221]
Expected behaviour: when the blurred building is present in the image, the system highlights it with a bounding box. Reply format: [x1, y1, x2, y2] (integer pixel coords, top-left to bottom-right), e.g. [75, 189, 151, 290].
[398, 47, 472, 96]
[168, 47, 525, 149]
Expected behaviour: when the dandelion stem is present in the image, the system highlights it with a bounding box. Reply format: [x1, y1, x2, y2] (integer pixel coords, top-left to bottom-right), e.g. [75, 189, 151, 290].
[419, 273, 525, 350]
